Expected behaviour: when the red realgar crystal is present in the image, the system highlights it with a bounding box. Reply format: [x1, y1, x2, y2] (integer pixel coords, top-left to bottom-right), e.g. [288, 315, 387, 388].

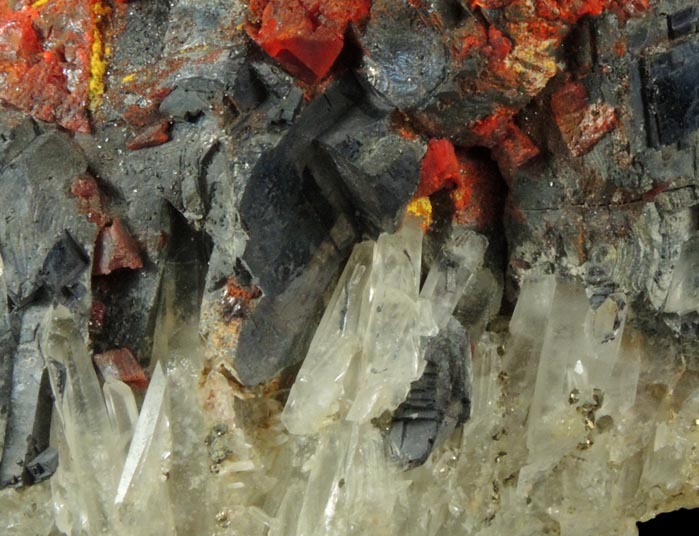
[93, 348, 149, 390]
[246, 0, 371, 83]
[0, 0, 108, 132]
[93, 218, 144, 276]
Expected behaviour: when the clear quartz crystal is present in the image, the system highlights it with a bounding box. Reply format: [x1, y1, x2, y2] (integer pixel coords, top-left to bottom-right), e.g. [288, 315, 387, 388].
[114, 362, 176, 534]
[103, 379, 139, 460]
[664, 235, 699, 314]
[420, 228, 488, 330]
[283, 218, 431, 432]
[290, 422, 405, 536]
[277, 220, 491, 534]
[26, 241, 699, 535]
[151, 256, 214, 536]
[346, 217, 428, 422]
[43, 302, 174, 536]
[284, 217, 485, 433]
[282, 242, 374, 435]
[41, 305, 121, 535]
[523, 282, 628, 485]
[0, 481, 54, 536]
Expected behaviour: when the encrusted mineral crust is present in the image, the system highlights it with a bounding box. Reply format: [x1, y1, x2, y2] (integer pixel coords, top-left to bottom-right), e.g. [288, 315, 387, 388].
[1, 0, 699, 534]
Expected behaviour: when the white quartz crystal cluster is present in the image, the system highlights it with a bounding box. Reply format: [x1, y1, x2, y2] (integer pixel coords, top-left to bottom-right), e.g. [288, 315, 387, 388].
[33, 257, 212, 536]
[396, 276, 699, 536]
[41, 307, 183, 535]
[282, 217, 486, 434]
[270, 217, 486, 534]
[6, 224, 699, 535]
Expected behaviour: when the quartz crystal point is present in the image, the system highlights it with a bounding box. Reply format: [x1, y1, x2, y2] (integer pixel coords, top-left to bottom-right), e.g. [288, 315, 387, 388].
[281, 241, 374, 434]
[284, 218, 486, 475]
[521, 280, 628, 484]
[102, 380, 139, 463]
[283, 217, 454, 434]
[150, 253, 213, 536]
[664, 235, 699, 314]
[113, 245, 210, 535]
[41, 298, 185, 535]
[386, 228, 487, 467]
[345, 217, 430, 423]
[293, 422, 405, 536]
[268, 423, 407, 536]
[114, 362, 176, 535]
[420, 228, 488, 330]
[41, 305, 121, 535]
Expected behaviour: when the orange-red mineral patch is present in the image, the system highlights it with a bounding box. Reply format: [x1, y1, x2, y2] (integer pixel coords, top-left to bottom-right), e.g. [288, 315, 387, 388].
[536, 0, 649, 25]
[551, 81, 617, 157]
[609, 0, 649, 23]
[535, 0, 608, 24]
[416, 138, 503, 229]
[470, 108, 540, 173]
[93, 218, 144, 276]
[418, 138, 474, 212]
[93, 348, 149, 390]
[126, 119, 171, 150]
[453, 155, 504, 230]
[71, 173, 110, 227]
[246, 0, 371, 83]
[221, 278, 262, 322]
[418, 139, 465, 205]
[0, 0, 112, 132]
[447, 0, 648, 160]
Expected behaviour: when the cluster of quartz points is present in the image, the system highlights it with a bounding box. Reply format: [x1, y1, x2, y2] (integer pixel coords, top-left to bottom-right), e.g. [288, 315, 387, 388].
[6, 255, 213, 535]
[4, 222, 699, 536]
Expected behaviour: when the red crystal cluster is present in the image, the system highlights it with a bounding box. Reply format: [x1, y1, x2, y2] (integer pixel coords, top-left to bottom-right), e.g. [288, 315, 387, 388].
[71, 174, 143, 276]
[246, 0, 371, 82]
[417, 138, 503, 230]
[0, 0, 107, 132]
[551, 81, 618, 157]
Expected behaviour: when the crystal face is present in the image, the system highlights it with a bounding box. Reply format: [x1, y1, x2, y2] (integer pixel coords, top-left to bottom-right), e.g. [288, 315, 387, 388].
[2, 0, 699, 534]
[5, 258, 699, 535]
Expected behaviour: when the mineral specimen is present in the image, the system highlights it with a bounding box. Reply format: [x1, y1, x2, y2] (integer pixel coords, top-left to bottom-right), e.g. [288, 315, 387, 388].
[282, 217, 483, 448]
[246, 0, 371, 82]
[0, 0, 111, 132]
[2, 0, 699, 534]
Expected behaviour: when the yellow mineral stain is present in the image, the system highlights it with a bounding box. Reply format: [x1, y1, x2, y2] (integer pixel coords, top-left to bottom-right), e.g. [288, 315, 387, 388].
[92, 1, 111, 17]
[406, 196, 433, 232]
[88, 1, 112, 110]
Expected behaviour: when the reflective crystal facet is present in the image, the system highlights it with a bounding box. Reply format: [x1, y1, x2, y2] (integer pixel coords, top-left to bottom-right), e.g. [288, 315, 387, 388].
[12, 236, 699, 536]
